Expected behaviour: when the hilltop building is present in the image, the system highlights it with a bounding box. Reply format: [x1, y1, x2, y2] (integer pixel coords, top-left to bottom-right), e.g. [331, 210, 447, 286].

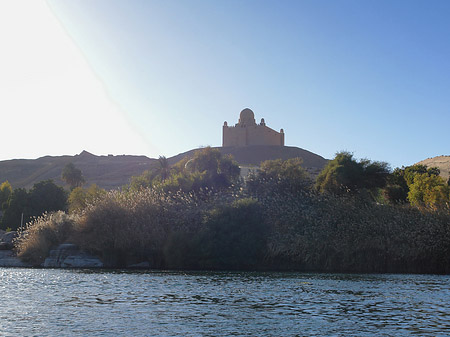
[222, 108, 284, 147]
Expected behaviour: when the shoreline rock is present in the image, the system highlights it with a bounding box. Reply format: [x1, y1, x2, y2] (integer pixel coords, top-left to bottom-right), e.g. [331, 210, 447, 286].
[0, 250, 31, 267]
[43, 243, 103, 268]
[0, 231, 18, 250]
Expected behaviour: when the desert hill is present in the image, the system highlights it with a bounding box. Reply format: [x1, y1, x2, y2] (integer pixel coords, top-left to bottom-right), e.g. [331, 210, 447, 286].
[0, 146, 328, 190]
[0, 151, 155, 190]
[171, 146, 328, 176]
[416, 155, 450, 181]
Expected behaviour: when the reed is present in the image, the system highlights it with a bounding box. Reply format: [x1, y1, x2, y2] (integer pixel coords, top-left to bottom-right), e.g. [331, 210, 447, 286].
[15, 211, 77, 265]
[14, 186, 450, 272]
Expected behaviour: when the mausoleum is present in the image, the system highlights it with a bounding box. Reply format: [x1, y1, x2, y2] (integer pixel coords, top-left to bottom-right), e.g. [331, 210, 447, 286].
[222, 108, 284, 147]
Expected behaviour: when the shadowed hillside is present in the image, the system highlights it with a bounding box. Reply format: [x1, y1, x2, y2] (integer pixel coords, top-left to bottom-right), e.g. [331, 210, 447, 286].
[0, 151, 156, 190]
[221, 145, 327, 169]
[0, 146, 328, 190]
[170, 146, 328, 175]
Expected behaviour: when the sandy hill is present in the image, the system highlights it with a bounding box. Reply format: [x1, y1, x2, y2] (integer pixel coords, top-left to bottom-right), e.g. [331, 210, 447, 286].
[416, 155, 450, 181]
[0, 146, 328, 190]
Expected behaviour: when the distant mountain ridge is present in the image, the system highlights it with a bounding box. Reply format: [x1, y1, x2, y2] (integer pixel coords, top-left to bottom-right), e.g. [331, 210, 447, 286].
[0, 150, 155, 190]
[0, 146, 328, 190]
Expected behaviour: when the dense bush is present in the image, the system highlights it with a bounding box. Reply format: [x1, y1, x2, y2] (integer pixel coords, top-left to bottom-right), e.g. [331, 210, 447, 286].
[68, 184, 106, 214]
[75, 189, 210, 267]
[15, 211, 77, 265]
[11, 157, 450, 274]
[315, 152, 390, 197]
[130, 147, 241, 194]
[262, 191, 450, 273]
[195, 198, 267, 270]
[0, 181, 12, 212]
[247, 158, 312, 196]
[1, 180, 67, 230]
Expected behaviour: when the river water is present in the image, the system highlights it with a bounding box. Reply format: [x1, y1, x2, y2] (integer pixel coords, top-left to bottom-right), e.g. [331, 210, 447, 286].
[0, 269, 449, 336]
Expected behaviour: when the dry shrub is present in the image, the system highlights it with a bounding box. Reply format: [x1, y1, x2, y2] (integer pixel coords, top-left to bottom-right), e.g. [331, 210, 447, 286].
[262, 191, 450, 273]
[75, 189, 209, 267]
[13, 185, 450, 273]
[15, 211, 77, 266]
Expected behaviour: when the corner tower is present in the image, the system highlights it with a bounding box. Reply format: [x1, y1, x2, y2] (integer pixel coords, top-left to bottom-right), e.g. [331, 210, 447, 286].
[222, 108, 284, 147]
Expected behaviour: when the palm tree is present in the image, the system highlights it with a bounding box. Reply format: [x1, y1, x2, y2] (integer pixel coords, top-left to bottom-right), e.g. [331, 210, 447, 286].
[158, 156, 170, 183]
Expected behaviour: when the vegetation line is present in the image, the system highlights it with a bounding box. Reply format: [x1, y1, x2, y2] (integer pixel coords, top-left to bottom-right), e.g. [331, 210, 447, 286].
[1, 148, 449, 273]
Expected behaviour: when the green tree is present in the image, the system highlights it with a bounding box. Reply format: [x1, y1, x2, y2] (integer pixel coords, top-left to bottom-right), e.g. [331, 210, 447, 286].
[0, 181, 12, 211]
[386, 164, 444, 207]
[160, 171, 207, 193]
[408, 173, 449, 210]
[384, 165, 443, 205]
[315, 152, 390, 196]
[190, 147, 221, 174]
[1, 188, 29, 230]
[403, 165, 439, 186]
[28, 180, 68, 216]
[129, 168, 159, 191]
[62, 162, 85, 189]
[68, 184, 106, 213]
[427, 167, 441, 177]
[247, 158, 311, 195]
[2, 180, 67, 229]
[128, 148, 240, 193]
[383, 167, 409, 203]
[189, 147, 240, 189]
[162, 147, 240, 192]
[217, 155, 241, 185]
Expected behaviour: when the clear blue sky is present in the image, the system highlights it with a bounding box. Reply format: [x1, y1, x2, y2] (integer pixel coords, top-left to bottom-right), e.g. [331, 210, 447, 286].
[1, 0, 450, 169]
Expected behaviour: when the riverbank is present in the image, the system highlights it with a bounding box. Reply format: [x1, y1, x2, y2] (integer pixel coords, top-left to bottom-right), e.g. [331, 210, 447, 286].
[0, 230, 100, 268]
[6, 187, 450, 274]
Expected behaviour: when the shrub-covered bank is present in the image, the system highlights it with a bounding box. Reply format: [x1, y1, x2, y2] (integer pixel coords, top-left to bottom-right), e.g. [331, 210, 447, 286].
[15, 188, 450, 273]
[9, 149, 450, 273]
[261, 191, 450, 274]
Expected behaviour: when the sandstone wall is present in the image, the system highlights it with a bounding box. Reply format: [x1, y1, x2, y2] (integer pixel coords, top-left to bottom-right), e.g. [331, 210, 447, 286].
[223, 125, 284, 147]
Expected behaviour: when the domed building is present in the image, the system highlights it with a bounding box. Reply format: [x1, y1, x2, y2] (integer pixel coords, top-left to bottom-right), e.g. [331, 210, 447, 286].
[222, 108, 284, 147]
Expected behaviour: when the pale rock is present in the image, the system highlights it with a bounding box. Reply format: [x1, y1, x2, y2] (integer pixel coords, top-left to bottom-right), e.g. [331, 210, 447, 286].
[43, 243, 103, 268]
[127, 261, 150, 269]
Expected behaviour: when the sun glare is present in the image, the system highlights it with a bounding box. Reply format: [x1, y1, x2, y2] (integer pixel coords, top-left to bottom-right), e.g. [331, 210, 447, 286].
[0, 0, 151, 160]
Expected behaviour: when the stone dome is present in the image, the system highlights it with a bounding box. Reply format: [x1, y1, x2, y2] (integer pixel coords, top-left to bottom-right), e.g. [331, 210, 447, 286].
[239, 108, 256, 126]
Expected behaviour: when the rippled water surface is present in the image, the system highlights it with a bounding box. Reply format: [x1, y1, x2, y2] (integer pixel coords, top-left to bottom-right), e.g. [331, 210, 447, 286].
[0, 269, 449, 336]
